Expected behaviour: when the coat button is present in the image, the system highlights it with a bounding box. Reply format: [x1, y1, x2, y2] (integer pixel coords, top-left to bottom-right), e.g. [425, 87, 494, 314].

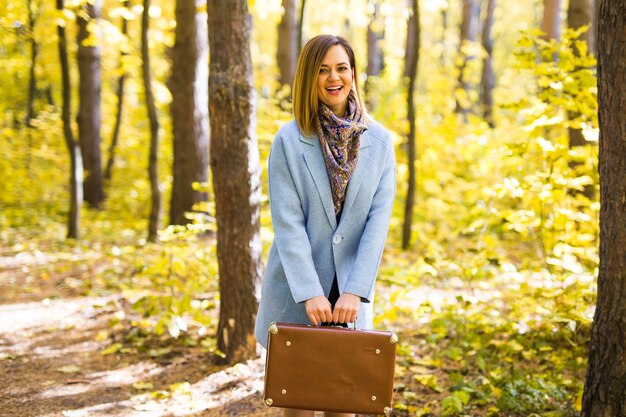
[333, 234, 342, 244]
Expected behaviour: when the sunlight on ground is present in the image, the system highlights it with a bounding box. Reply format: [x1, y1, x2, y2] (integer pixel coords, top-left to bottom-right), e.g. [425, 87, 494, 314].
[0, 297, 112, 333]
[0, 295, 266, 416]
[39, 362, 162, 399]
[39, 359, 265, 417]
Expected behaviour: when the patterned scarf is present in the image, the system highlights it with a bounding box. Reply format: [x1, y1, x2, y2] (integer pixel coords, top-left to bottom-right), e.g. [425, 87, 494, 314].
[316, 91, 367, 216]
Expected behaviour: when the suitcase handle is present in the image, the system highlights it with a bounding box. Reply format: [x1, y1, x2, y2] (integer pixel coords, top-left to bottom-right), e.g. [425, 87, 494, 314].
[268, 320, 356, 335]
[322, 321, 357, 330]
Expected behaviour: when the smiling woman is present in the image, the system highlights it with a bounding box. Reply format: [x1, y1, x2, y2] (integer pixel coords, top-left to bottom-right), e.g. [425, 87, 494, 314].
[255, 34, 396, 417]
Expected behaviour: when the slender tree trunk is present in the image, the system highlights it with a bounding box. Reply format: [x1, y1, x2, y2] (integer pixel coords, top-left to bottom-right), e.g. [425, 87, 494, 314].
[440, 6, 448, 69]
[297, 0, 307, 54]
[76, 0, 104, 208]
[566, 0, 595, 192]
[455, 0, 480, 115]
[142, 0, 162, 242]
[207, 0, 263, 364]
[57, 0, 82, 240]
[365, 0, 384, 109]
[568, 0, 595, 54]
[480, 0, 496, 127]
[366, 0, 384, 77]
[541, 0, 563, 40]
[104, 0, 130, 182]
[582, 2, 626, 416]
[169, 0, 209, 226]
[45, 85, 55, 106]
[25, 0, 39, 126]
[277, 0, 298, 87]
[402, 0, 420, 250]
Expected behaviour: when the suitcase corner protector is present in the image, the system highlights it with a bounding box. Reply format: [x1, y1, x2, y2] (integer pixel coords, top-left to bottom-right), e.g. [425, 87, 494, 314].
[264, 397, 273, 407]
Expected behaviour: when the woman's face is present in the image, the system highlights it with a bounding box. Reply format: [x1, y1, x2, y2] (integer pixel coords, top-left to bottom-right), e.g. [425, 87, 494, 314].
[317, 44, 353, 117]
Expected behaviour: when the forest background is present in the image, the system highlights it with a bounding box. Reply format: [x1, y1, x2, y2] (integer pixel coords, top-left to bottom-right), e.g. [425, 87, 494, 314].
[0, 0, 605, 416]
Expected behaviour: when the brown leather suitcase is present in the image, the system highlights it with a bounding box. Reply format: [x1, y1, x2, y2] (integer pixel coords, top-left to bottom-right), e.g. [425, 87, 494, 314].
[263, 322, 398, 415]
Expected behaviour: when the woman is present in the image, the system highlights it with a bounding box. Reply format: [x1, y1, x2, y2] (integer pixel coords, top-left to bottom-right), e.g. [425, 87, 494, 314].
[254, 34, 396, 417]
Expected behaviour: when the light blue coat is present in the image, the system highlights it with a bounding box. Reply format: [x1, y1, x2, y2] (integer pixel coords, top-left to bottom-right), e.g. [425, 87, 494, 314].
[254, 119, 396, 348]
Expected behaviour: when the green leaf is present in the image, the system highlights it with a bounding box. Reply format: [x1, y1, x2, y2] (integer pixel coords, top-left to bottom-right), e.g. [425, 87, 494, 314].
[454, 390, 471, 405]
[442, 395, 463, 413]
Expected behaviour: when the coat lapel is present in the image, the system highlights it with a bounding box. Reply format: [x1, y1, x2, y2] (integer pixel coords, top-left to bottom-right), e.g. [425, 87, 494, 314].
[301, 131, 372, 230]
[302, 135, 337, 229]
[340, 134, 371, 224]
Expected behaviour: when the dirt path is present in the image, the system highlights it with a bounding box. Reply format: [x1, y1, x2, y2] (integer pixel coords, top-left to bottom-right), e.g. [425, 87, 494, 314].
[0, 296, 282, 417]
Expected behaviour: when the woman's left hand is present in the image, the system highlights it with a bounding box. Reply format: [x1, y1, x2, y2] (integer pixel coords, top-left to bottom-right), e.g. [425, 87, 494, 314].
[332, 293, 360, 324]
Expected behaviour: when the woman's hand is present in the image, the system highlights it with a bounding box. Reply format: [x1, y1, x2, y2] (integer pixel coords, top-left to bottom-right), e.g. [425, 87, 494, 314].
[304, 296, 333, 325]
[332, 293, 360, 324]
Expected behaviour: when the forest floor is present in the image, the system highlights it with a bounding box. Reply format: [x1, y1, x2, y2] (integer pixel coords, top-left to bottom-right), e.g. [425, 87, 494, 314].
[0, 249, 285, 417]
[0, 243, 586, 417]
[0, 246, 455, 417]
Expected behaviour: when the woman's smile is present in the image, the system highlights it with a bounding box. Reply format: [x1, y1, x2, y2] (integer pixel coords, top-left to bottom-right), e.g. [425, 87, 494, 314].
[317, 44, 353, 117]
[325, 85, 343, 95]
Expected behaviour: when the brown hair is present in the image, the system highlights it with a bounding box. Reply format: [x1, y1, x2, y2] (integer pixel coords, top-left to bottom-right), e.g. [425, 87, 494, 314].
[292, 34, 367, 136]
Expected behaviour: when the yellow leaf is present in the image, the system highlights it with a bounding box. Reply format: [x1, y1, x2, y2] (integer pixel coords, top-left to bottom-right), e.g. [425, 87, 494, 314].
[57, 365, 81, 374]
[575, 390, 583, 411]
[101, 342, 123, 355]
[95, 330, 109, 342]
[132, 382, 154, 390]
[409, 365, 432, 374]
[413, 374, 442, 392]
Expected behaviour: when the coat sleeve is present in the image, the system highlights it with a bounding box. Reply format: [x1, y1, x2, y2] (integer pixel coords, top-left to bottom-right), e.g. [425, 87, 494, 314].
[343, 139, 396, 302]
[268, 133, 325, 304]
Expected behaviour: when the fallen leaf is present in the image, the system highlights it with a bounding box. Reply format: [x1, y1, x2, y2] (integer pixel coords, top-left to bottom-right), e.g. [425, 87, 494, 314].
[132, 381, 154, 390]
[57, 365, 81, 374]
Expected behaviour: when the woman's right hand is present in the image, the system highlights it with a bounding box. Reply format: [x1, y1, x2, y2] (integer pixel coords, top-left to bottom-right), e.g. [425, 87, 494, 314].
[304, 296, 333, 325]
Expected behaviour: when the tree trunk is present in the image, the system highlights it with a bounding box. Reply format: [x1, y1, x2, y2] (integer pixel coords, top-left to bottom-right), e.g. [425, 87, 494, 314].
[142, 0, 162, 242]
[297, 0, 307, 54]
[57, 0, 82, 239]
[25, 0, 39, 127]
[207, 0, 263, 364]
[566, 0, 595, 193]
[402, 0, 419, 250]
[169, 0, 209, 226]
[104, 0, 130, 182]
[76, 0, 104, 208]
[45, 85, 55, 106]
[455, 0, 480, 115]
[366, 0, 384, 77]
[480, 0, 496, 127]
[440, 6, 448, 69]
[365, 0, 384, 109]
[277, 0, 298, 87]
[568, 0, 595, 54]
[541, 0, 563, 40]
[581, 1, 626, 416]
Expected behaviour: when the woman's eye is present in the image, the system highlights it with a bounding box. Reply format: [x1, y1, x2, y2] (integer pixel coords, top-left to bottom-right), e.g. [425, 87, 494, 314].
[319, 68, 328, 74]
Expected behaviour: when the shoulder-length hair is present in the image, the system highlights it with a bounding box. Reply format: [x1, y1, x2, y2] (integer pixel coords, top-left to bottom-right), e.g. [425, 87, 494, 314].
[292, 34, 367, 136]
